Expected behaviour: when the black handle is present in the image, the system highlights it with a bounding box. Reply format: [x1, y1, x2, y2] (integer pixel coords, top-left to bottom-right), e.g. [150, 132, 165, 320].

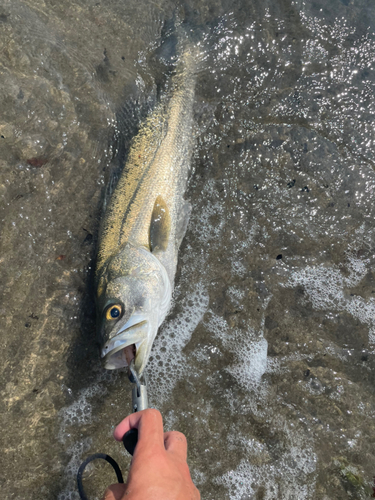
[123, 428, 138, 456]
[77, 453, 124, 500]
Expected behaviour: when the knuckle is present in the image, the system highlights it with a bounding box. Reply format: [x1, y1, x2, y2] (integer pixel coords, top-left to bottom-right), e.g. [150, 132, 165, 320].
[145, 408, 163, 422]
[170, 430, 187, 443]
[101, 483, 127, 500]
[101, 486, 115, 500]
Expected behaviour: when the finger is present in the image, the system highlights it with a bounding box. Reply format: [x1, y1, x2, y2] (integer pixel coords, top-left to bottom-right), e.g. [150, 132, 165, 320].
[102, 483, 127, 500]
[113, 408, 164, 450]
[163, 430, 187, 461]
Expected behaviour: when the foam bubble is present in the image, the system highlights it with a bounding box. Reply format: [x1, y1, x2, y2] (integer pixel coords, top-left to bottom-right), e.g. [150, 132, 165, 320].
[286, 256, 375, 343]
[146, 285, 209, 405]
[205, 312, 268, 389]
[227, 337, 268, 387]
[58, 438, 92, 500]
[216, 425, 316, 499]
[58, 369, 118, 444]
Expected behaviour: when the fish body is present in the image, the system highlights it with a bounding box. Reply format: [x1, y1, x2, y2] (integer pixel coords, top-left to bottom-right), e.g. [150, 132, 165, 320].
[96, 45, 197, 375]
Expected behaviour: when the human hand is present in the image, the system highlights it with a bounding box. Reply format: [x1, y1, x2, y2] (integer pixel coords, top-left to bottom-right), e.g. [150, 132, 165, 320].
[102, 409, 200, 500]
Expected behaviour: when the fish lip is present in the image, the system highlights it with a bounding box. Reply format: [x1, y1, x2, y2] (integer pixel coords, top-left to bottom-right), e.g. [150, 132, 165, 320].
[101, 318, 148, 367]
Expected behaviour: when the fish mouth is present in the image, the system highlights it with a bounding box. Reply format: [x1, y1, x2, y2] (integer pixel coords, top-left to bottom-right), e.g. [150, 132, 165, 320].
[101, 315, 148, 371]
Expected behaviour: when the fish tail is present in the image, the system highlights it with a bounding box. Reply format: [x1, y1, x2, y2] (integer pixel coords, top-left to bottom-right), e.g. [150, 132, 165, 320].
[170, 24, 207, 98]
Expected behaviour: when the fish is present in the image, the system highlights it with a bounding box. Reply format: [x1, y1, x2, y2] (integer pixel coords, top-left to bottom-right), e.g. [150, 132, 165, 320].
[95, 41, 198, 375]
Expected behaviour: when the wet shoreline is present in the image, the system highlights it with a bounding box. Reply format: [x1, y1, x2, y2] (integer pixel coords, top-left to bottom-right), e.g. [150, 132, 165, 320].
[1, 1, 375, 498]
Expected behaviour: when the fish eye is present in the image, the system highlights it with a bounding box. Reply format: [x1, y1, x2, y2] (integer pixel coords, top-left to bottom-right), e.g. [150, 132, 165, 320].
[106, 304, 122, 321]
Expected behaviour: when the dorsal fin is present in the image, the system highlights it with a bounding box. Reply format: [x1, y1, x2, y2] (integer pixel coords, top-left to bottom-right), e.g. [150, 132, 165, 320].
[150, 196, 171, 253]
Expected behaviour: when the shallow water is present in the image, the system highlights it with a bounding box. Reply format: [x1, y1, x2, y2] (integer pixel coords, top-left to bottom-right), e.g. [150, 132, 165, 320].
[1, 0, 375, 499]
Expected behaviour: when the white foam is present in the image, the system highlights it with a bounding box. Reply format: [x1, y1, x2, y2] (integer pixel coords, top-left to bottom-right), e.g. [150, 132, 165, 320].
[58, 369, 118, 444]
[285, 255, 375, 343]
[58, 438, 92, 500]
[216, 423, 317, 499]
[205, 312, 268, 389]
[227, 337, 268, 387]
[146, 285, 209, 405]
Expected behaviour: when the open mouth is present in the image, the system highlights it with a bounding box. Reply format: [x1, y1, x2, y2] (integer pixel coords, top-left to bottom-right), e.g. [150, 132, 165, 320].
[101, 319, 147, 370]
[102, 343, 136, 370]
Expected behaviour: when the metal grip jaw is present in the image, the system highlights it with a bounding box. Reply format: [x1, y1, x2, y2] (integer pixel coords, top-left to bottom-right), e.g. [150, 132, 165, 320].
[132, 383, 148, 412]
[128, 359, 148, 412]
[123, 360, 148, 456]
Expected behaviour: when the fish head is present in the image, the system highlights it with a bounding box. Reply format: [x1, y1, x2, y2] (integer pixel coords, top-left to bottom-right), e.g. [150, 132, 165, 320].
[96, 243, 171, 375]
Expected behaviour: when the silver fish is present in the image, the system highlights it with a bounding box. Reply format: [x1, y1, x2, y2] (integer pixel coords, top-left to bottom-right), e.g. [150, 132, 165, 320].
[95, 44, 197, 375]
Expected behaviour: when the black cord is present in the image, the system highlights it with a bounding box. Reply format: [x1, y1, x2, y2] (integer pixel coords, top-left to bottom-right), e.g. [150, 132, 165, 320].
[77, 453, 124, 500]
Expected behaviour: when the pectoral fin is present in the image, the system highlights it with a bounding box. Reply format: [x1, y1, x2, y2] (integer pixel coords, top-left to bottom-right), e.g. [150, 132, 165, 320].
[150, 195, 171, 252]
